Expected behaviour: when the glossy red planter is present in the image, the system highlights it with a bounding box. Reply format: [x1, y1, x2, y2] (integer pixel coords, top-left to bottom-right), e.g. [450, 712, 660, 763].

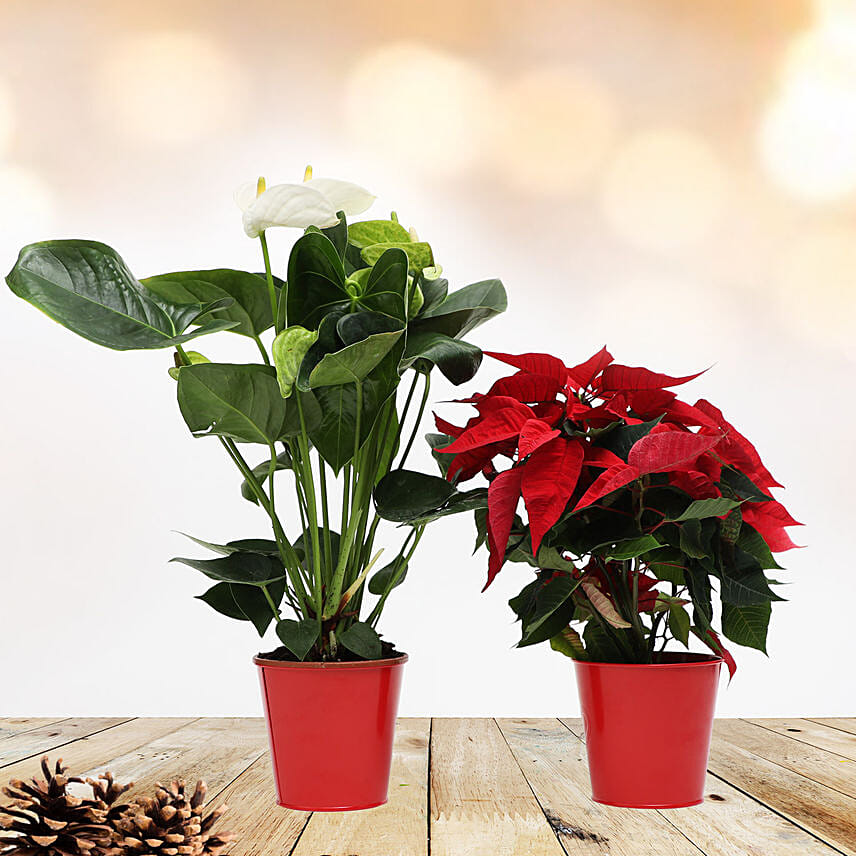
[254, 653, 407, 811]
[574, 653, 722, 808]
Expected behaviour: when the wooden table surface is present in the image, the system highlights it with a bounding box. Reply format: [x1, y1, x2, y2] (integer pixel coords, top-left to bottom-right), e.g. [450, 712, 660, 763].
[1, 716, 855, 855]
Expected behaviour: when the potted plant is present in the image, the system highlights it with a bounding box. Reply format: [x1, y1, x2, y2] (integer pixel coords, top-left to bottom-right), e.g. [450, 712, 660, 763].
[5, 170, 507, 811]
[377, 347, 798, 809]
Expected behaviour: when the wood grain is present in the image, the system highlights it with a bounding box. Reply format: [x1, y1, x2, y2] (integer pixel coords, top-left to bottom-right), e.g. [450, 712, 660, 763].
[809, 718, 856, 737]
[430, 718, 565, 856]
[290, 718, 430, 856]
[708, 733, 856, 855]
[0, 718, 131, 767]
[0, 719, 68, 739]
[498, 718, 702, 855]
[715, 718, 856, 798]
[746, 718, 856, 762]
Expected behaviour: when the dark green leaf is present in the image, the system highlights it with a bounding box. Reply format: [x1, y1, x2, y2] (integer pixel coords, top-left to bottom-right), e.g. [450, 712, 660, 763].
[406, 488, 488, 525]
[720, 548, 781, 606]
[197, 579, 285, 636]
[670, 497, 740, 522]
[241, 451, 293, 504]
[143, 269, 276, 337]
[720, 467, 772, 502]
[737, 525, 784, 570]
[322, 212, 349, 260]
[600, 417, 663, 460]
[418, 276, 448, 313]
[427, 433, 454, 478]
[338, 621, 382, 659]
[7, 240, 238, 350]
[171, 551, 285, 585]
[722, 601, 771, 653]
[679, 518, 711, 560]
[286, 231, 348, 330]
[276, 619, 319, 661]
[599, 534, 660, 560]
[368, 559, 408, 595]
[413, 278, 507, 339]
[177, 363, 287, 444]
[402, 331, 483, 385]
[519, 575, 581, 647]
[177, 532, 281, 556]
[582, 620, 625, 663]
[374, 469, 457, 523]
[549, 626, 587, 659]
[357, 247, 410, 321]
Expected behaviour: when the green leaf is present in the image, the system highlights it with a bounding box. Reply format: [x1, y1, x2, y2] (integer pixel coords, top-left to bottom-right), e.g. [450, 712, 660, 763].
[305, 315, 403, 388]
[402, 331, 483, 385]
[322, 212, 349, 260]
[720, 548, 780, 606]
[720, 467, 772, 502]
[357, 248, 410, 321]
[418, 276, 448, 313]
[276, 619, 319, 661]
[670, 497, 740, 522]
[241, 451, 293, 504]
[143, 269, 276, 337]
[600, 417, 663, 460]
[519, 575, 581, 647]
[600, 534, 660, 560]
[737, 525, 784, 570]
[582, 620, 625, 663]
[426, 433, 454, 478]
[286, 231, 349, 330]
[177, 532, 280, 556]
[722, 601, 771, 653]
[338, 621, 382, 659]
[168, 350, 209, 379]
[413, 279, 507, 339]
[347, 219, 411, 248]
[679, 518, 711, 560]
[177, 363, 287, 444]
[668, 604, 691, 646]
[406, 488, 488, 525]
[7, 240, 238, 350]
[294, 530, 341, 574]
[550, 626, 587, 659]
[361, 241, 434, 273]
[272, 326, 318, 398]
[368, 559, 408, 595]
[374, 470, 457, 523]
[171, 551, 285, 586]
[197, 580, 284, 636]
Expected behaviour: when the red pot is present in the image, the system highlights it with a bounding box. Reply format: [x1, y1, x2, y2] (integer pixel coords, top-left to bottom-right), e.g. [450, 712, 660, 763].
[573, 653, 722, 808]
[254, 653, 407, 811]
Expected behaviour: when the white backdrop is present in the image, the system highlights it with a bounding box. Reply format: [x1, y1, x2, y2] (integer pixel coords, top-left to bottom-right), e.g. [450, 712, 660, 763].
[0, 0, 853, 718]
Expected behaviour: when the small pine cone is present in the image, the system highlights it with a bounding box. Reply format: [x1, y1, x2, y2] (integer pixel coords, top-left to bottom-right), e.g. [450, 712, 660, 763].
[109, 781, 232, 856]
[85, 775, 133, 823]
[0, 758, 114, 856]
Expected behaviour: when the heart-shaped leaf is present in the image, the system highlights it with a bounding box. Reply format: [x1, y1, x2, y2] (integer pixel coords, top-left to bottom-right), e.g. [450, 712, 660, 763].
[286, 231, 349, 330]
[413, 278, 507, 339]
[368, 559, 409, 595]
[374, 470, 457, 523]
[402, 331, 483, 385]
[276, 619, 319, 661]
[171, 551, 285, 585]
[338, 621, 382, 659]
[7, 240, 238, 350]
[198, 579, 285, 636]
[177, 363, 287, 444]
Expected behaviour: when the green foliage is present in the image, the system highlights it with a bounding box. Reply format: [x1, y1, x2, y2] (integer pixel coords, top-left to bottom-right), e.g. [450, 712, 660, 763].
[6, 197, 507, 661]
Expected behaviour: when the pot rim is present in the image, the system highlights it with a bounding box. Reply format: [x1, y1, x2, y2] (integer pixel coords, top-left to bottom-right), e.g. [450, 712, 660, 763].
[573, 653, 723, 670]
[253, 652, 409, 670]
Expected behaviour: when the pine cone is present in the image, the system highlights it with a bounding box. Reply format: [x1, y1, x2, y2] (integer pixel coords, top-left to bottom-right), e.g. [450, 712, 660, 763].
[109, 781, 232, 856]
[0, 758, 121, 856]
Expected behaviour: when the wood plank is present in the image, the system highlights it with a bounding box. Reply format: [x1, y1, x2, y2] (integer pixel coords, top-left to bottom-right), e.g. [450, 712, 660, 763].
[290, 718, 430, 856]
[715, 719, 856, 798]
[0, 718, 195, 784]
[498, 718, 702, 855]
[430, 718, 565, 856]
[707, 733, 856, 855]
[0, 718, 132, 766]
[809, 719, 856, 738]
[0, 718, 68, 739]
[213, 754, 308, 856]
[77, 718, 269, 801]
[747, 718, 856, 762]
[561, 718, 843, 856]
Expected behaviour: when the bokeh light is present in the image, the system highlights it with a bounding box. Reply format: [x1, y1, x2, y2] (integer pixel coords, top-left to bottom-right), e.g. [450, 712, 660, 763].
[600, 127, 728, 253]
[760, 12, 856, 202]
[96, 32, 244, 145]
[492, 66, 619, 195]
[776, 224, 856, 354]
[344, 42, 494, 177]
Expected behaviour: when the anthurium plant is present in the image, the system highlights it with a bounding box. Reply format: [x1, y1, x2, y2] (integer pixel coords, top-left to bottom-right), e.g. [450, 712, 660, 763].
[376, 348, 799, 677]
[6, 170, 506, 662]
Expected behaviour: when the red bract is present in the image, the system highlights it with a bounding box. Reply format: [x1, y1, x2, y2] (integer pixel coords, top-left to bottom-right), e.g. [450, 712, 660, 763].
[434, 348, 798, 671]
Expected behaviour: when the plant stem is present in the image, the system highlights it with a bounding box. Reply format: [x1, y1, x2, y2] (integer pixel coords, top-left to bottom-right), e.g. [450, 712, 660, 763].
[253, 335, 271, 366]
[398, 371, 430, 469]
[258, 232, 280, 333]
[261, 584, 282, 622]
[318, 451, 333, 578]
[368, 526, 424, 626]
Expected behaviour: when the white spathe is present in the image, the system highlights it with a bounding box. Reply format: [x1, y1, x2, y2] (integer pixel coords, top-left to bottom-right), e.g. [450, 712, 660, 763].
[236, 177, 376, 238]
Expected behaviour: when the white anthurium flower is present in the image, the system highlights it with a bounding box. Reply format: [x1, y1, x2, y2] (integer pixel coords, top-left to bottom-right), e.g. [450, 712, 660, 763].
[235, 172, 376, 238]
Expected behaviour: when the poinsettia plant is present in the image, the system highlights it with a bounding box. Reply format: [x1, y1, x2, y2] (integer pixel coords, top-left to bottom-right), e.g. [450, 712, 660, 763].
[6, 169, 506, 662]
[376, 348, 798, 676]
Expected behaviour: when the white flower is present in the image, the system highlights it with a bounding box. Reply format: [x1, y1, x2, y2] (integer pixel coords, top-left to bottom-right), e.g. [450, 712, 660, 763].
[235, 174, 376, 238]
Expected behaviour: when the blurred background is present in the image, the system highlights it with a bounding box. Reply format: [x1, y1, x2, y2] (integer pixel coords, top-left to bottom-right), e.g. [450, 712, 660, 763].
[0, 0, 852, 716]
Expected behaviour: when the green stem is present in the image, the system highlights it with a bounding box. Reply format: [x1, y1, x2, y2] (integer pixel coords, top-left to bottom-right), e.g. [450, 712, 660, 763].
[259, 232, 281, 333]
[253, 335, 271, 366]
[368, 526, 424, 626]
[261, 585, 282, 622]
[318, 452, 334, 578]
[398, 371, 430, 469]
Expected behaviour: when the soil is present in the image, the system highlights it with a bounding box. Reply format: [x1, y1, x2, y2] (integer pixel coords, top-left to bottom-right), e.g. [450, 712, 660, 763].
[258, 639, 405, 663]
